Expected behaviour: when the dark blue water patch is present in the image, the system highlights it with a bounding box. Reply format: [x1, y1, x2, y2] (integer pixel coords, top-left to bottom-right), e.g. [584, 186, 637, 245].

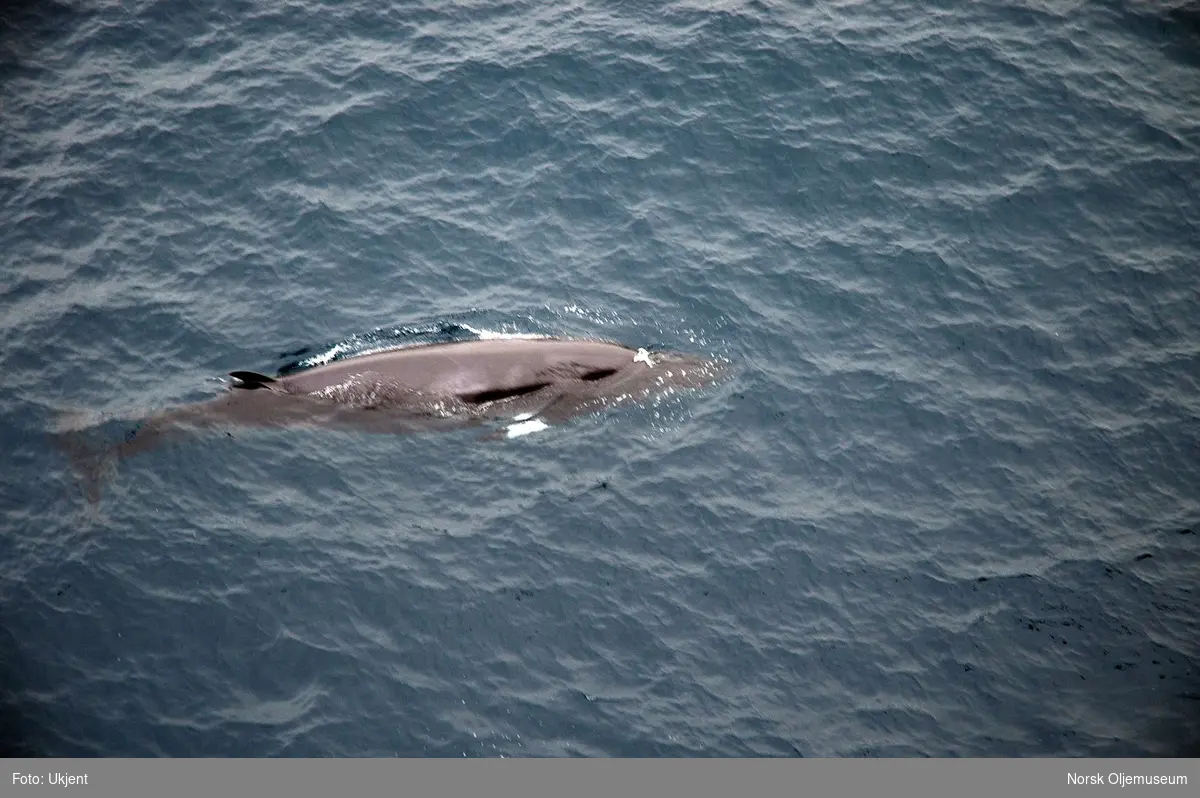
[1109, 1, 1200, 70]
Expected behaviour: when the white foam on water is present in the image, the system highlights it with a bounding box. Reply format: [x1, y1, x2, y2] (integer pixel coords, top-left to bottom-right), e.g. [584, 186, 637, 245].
[460, 323, 551, 341]
[504, 418, 550, 438]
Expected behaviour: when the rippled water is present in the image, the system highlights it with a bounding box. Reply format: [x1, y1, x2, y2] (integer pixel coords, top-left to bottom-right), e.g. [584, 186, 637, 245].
[1, 0, 1198, 757]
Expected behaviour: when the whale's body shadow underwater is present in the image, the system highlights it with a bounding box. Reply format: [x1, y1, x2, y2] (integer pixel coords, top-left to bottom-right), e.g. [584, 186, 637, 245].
[54, 335, 732, 502]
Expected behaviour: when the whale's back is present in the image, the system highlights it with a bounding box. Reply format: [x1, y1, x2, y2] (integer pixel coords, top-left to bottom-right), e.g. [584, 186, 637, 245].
[274, 338, 637, 403]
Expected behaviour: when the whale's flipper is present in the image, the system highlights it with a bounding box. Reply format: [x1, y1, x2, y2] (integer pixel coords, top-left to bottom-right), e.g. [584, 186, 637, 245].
[229, 371, 277, 390]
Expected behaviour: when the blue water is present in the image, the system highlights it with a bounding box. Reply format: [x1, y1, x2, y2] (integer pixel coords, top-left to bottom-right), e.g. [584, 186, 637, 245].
[2, 0, 1198, 757]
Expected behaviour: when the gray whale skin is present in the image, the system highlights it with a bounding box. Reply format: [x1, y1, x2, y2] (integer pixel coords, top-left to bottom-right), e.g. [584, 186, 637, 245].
[58, 336, 729, 498]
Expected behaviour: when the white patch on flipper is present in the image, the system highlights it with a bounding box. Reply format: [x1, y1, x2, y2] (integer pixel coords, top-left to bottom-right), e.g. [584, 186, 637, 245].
[512, 412, 535, 421]
[505, 418, 550, 438]
[634, 348, 655, 367]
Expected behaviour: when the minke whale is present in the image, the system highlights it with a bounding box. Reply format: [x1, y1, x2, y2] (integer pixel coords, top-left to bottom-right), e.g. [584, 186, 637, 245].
[56, 336, 730, 499]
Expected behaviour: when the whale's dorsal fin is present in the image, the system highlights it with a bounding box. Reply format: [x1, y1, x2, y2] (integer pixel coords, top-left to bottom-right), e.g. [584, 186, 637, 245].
[229, 371, 277, 390]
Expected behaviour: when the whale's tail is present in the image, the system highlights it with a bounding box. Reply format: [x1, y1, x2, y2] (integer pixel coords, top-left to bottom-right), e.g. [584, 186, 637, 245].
[51, 409, 192, 504]
[52, 427, 116, 505]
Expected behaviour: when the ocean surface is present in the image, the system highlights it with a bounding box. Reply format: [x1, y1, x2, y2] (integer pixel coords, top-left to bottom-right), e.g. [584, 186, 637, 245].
[1, 0, 1198, 757]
